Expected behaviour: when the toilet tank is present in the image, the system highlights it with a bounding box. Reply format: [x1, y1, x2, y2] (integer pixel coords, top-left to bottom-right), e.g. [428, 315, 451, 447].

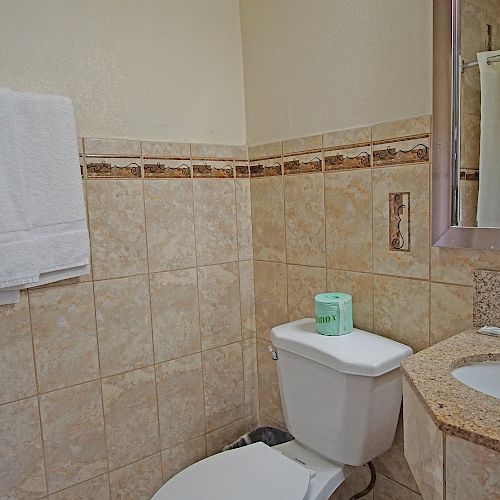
[271, 319, 413, 467]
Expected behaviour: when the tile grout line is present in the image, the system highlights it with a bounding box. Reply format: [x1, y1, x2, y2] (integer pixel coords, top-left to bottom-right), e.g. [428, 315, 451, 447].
[140, 143, 165, 482]
[84, 140, 112, 498]
[189, 143, 209, 458]
[26, 289, 50, 498]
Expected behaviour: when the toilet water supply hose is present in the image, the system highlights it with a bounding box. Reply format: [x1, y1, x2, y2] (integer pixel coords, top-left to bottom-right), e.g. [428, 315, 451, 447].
[348, 461, 376, 500]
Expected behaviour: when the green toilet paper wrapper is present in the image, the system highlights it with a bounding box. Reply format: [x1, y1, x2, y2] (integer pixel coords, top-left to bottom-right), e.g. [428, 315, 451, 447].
[315, 292, 353, 336]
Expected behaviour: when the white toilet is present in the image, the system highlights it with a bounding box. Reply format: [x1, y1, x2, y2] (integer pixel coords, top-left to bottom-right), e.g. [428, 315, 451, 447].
[152, 318, 413, 500]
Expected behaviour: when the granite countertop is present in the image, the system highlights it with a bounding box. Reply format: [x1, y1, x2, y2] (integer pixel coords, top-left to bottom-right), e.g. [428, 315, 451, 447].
[401, 329, 500, 452]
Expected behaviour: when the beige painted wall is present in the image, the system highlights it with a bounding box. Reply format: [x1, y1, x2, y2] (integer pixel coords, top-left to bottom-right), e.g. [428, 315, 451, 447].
[240, 0, 433, 144]
[0, 0, 246, 144]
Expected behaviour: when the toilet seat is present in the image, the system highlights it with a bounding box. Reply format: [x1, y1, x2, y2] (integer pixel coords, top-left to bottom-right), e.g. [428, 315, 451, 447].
[152, 442, 311, 500]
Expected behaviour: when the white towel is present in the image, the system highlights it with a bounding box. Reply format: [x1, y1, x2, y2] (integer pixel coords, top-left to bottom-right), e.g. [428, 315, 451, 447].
[0, 89, 90, 304]
[0, 88, 39, 288]
[477, 50, 500, 228]
[15, 91, 90, 275]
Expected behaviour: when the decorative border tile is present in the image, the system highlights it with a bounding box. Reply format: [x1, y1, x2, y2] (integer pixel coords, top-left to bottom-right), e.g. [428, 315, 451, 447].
[283, 152, 322, 175]
[86, 157, 142, 179]
[235, 164, 250, 178]
[144, 159, 191, 179]
[192, 160, 234, 178]
[389, 192, 411, 252]
[250, 157, 282, 177]
[324, 144, 371, 171]
[373, 136, 430, 167]
[460, 169, 479, 181]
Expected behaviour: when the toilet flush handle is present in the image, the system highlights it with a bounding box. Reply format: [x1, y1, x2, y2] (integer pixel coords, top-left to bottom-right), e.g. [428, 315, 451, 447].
[268, 344, 278, 361]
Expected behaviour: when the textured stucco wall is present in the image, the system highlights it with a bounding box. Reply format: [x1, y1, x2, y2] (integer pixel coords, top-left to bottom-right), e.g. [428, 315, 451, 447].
[0, 0, 246, 144]
[239, 0, 433, 144]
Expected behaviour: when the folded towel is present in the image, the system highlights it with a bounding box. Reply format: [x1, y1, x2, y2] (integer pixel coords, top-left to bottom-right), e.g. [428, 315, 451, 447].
[0, 89, 90, 305]
[0, 87, 39, 288]
[15, 91, 89, 275]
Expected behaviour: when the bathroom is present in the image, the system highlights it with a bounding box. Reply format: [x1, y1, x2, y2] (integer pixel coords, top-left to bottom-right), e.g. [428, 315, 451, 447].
[0, 0, 499, 499]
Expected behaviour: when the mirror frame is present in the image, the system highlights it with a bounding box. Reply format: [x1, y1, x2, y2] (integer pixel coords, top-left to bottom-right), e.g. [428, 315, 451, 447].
[433, 0, 500, 250]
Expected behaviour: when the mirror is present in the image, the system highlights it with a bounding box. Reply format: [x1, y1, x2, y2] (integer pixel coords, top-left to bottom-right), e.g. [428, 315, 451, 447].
[455, 0, 500, 228]
[432, 0, 500, 249]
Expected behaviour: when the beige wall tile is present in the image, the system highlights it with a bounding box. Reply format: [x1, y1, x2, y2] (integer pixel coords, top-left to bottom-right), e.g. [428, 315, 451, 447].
[257, 339, 284, 424]
[197, 263, 241, 350]
[446, 435, 500, 500]
[95, 275, 153, 377]
[287, 265, 326, 321]
[372, 164, 430, 280]
[0, 292, 37, 405]
[430, 247, 500, 286]
[374, 275, 430, 352]
[403, 379, 443, 500]
[234, 145, 248, 161]
[144, 179, 196, 272]
[251, 176, 286, 262]
[372, 116, 431, 142]
[202, 342, 245, 432]
[84, 138, 141, 156]
[325, 169, 373, 273]
[430, 283, 473, 345]
[254, 261, 288, 340]
[239, 260, 256, 340]
[285, 173, 326, 267]
[374, 414, 419, 493]
[242, 339, 258, 418]
[330, 465, 374, 500]
[205, 418, 247, 456]
[87, 180, 147, 280]
[323, 126, 371, 149]
[30, 282, 99, 393]
[109, 453, 163, 500]
[0, 397, 46, 499]
[149, 269, 201, 362]
[193, 179, 238, 266]
[283, 134, 322, 154]
[161, 436, 206, 482]
[156, 354, 205, 449]
[327, 269, 374, 332]
[48, 475, 110, 500]
[102, 366, 160, 470]
[141, 141, 190, 158]
[258, 414, 287, 430]
[248, 141, 282, 160]
[235, 179, 253, 260]
[190, 143, 233, 160]
[39, 381, 107, 493]
[374, 475, 422, 500]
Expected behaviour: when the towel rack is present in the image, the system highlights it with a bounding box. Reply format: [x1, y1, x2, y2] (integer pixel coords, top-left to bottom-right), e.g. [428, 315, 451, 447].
[461, 53, 500, 72]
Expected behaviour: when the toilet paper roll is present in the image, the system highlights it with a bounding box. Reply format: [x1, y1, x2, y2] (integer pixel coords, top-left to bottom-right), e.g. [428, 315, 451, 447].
[315, 292, 353, 336]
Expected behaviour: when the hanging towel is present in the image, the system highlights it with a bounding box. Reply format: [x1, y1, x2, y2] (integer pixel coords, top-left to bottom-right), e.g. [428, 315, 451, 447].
[477, 50, 500, 228]
[14, 91, 90, 275]
[0, 88, 39, 289]
[0, 89, 90, 304]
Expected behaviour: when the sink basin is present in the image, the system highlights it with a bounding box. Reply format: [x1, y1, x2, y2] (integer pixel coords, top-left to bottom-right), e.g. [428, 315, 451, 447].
[452, 362, 500, 399]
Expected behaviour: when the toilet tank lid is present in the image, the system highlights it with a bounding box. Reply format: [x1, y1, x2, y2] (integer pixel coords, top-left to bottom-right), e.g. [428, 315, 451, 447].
[271, 319, 413, 377]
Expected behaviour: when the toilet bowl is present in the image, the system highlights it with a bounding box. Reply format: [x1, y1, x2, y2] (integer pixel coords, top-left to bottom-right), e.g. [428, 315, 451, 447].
[153, 319, 413, 500]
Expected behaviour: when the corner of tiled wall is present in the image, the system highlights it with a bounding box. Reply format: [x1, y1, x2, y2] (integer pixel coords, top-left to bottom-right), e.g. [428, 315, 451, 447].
[250, 113, 500, 500]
